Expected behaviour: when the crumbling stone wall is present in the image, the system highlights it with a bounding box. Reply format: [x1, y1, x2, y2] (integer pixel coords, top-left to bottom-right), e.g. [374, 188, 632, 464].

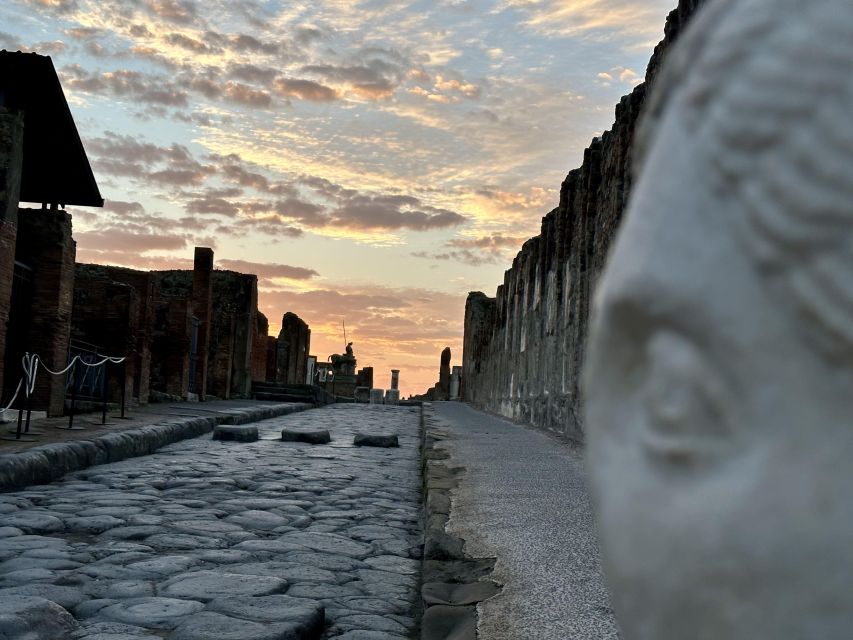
[462, 0, 705, 440]
[72, 266, 142, 406]
[275, 312, 310, 385]
[208, 270, 257, 398]
[73, 263, 156, 406]
[251, 312, 269, 382]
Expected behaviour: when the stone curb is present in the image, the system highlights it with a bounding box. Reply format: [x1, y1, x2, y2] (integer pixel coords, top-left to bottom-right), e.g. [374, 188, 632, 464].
[419, 402, 501, 640]
[0, 403, 312, 491]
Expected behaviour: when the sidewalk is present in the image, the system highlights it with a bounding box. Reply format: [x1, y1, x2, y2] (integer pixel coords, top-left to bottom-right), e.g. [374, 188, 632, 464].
[0, 399, 312, 490]
[428, 402, 620, 640]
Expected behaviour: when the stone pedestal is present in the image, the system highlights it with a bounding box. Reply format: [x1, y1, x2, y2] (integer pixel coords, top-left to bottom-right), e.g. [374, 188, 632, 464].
[354, 386, 371, 403]
[385, 389, 400, 405]
[369, 388, 385, 404]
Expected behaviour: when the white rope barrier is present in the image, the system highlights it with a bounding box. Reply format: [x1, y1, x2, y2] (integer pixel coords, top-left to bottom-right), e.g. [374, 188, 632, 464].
[0, 352, 126, 423]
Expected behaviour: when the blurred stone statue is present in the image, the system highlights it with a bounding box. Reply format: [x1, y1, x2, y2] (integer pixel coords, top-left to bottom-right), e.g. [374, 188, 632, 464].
[584, 0, 853, 638]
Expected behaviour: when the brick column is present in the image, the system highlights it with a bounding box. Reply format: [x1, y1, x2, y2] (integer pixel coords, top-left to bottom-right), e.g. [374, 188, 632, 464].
[0, 111, 24, 398]
[16, 208, 76, 416]
[191, 247, 213, 399]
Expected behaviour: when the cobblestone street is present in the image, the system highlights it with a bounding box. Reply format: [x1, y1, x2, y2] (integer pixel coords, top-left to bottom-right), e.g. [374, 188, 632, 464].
[0, 404, 423, 640]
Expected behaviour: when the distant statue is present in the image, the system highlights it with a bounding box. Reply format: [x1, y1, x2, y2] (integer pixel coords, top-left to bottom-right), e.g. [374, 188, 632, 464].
[330, 343, 356, 376]
[584, 1, 853, 638]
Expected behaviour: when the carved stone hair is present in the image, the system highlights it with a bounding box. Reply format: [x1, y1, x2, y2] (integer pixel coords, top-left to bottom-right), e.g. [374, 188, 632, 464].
[634, 0, 853, 360]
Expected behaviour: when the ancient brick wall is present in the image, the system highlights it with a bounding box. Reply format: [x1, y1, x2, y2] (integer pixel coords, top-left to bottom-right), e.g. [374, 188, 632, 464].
[14, 208, 76, 416]
[208, 270, 257, 398]
[149, 270, 192, 398]
[461, 0, 706, 440]
[251, 312, 269, 382]
[73, 263, 156, 406]
[0, 111, 24, 399]
[72, 267, 140, 405]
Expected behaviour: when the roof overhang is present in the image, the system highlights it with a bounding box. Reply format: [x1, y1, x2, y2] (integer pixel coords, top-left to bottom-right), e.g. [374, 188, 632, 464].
[0, 51, 104, 208]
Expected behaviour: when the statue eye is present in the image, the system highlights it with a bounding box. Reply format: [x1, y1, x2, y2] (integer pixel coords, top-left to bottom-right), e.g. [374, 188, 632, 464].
[640, 330, 731, 463]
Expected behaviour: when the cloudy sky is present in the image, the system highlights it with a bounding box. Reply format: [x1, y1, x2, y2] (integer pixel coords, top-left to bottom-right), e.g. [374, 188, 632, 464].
[3, 0, 675, 395]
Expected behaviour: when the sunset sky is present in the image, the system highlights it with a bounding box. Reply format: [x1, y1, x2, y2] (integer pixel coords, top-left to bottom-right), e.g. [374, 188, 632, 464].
[2, 0, 675, 396]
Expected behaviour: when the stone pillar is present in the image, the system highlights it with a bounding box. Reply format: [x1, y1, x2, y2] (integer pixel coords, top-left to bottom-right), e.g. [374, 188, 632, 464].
[277, 312, 309, 384]
[370, 388, 385, 404]
[15, 208, 76, 416]
[462, 292, 496, 404]
[251, 312, 269, 382]
[0, 111, 24, 398]
[191, 247, 213, 399]
[438, 347, 451, 400]
[450, 366, 462, 400]
[385, 388, 400, 405]
[229, 274, 256, 398]
[390, 369, 399, 390]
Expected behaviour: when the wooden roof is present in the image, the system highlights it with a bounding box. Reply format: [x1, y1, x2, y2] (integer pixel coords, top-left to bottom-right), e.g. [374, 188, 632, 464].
[0, 51, 103, 208]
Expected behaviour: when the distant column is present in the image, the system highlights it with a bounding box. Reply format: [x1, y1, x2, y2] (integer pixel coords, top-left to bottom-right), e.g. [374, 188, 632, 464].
[390, 369, 399, 391]
[438, 347, 451, 400]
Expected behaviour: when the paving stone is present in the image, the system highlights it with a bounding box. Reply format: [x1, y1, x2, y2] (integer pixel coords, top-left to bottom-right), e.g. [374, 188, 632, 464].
[364, 555, 420, 575]
[84, 579, 155, 599]
[224, 510, 289, 530]
[169, 520, 246, 536]
[169, 611, 311, 640]
[2, 512, 65, 533]
[71, 620, 156, 638]
[65, 516, 126, 534]
[332, 614, 409, 635]
[0, 584, 86, 609]
[74, 598, 117, 619]
[282, 532, 373, 559]
[160, 570, 288, 601]
[95, 597, 205, 629]
[212, 425, 259, 442]
[98, 525, 161, 541]
[0, 594, 79, 638]
[144, 534, 229, 550]
[0, 527, 23, 537]
[280, 429, 331, 444]
[206, 593, 324, 625]
[284, 552, 365, 572]
[125, 555, 199, 577]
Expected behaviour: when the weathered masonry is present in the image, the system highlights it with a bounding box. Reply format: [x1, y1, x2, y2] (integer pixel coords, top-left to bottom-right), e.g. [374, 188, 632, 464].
[462, 0, 706, 440]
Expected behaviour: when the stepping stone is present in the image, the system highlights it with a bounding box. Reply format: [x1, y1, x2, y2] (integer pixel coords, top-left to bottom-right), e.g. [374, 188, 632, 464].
[353, 434, 399, 448]
[421, 581, 501, 606]
[421, 604, 477, 640]
[212, 425, 258, 442]
[281, 429, 331, 444]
